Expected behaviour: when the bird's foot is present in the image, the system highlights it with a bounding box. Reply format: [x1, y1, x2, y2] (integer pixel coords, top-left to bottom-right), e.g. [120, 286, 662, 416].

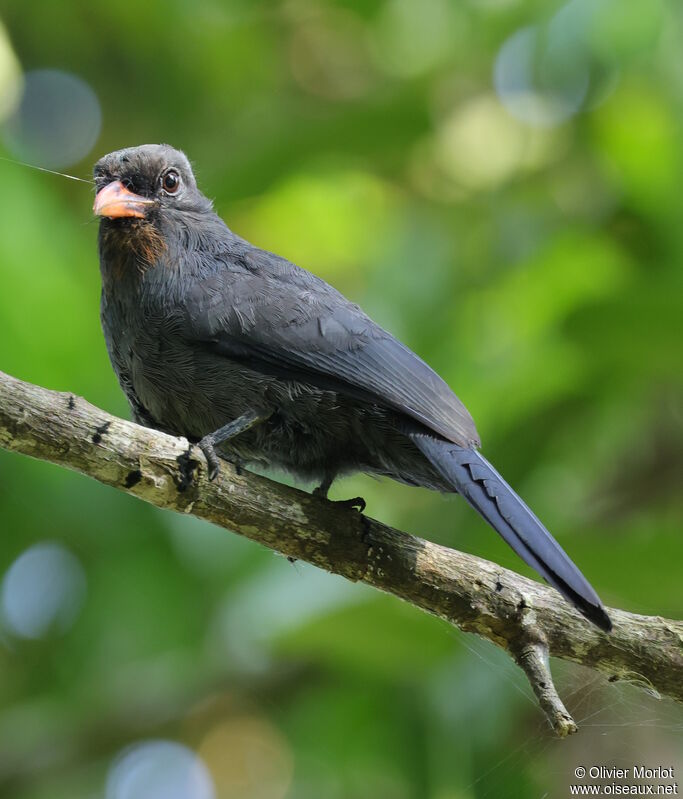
[198, 438, 245, 481]
[312, 486, 366, 513]
[198, 436, 221, 481]
[333, 496, 366, 513]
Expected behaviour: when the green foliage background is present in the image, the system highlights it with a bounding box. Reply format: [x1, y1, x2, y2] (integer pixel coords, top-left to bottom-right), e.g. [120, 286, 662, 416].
[0, 1, 681, 797]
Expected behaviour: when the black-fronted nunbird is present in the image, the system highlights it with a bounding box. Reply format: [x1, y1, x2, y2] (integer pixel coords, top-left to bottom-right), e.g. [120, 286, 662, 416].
[93, 144, 611, 632]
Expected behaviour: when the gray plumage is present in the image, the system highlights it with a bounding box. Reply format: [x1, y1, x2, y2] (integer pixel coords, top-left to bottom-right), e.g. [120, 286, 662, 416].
[94, 144, 611, 631]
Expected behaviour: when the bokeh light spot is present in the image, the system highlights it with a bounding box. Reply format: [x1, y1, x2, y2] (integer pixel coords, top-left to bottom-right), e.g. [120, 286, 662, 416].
[199, 716, 293, 799]
[434, 95, 525, 188]
[428, 94, 567, 192]
[106, 740, 215, 799]
[494, 25, 589, 127]
[2, 68, 101, 168]
[1, 542, 86, 639]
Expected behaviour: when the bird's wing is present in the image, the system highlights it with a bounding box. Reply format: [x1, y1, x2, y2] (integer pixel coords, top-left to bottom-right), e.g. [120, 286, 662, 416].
[183, 252, 479, 447]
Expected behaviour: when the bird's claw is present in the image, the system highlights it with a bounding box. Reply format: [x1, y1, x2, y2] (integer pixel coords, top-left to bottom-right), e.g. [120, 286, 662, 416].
[312, 484, 366, 512]
[330, 496, 367, 513]
[339, 496, 366, 512]
[198, 438, 246, 481]
[198, 437, 221, 481]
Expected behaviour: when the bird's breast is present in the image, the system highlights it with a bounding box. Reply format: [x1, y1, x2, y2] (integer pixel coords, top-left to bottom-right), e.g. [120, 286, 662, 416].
[99, 219, 167, 281]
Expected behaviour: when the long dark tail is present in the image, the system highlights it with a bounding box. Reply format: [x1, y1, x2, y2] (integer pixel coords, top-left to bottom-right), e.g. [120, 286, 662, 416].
[411, 434, 612, 632]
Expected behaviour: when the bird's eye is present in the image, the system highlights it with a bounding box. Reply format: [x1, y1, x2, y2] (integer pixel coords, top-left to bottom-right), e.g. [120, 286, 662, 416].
[161, 169, 181, 194]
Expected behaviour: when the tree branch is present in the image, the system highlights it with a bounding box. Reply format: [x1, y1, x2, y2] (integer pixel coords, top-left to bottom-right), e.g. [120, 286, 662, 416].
[0, 369, 681, 737]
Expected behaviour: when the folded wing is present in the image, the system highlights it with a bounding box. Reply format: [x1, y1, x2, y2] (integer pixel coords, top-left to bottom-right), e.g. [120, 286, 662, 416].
[183, 258, 479, 448]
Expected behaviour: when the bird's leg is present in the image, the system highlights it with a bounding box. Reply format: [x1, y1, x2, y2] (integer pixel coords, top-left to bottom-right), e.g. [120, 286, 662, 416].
[313, 472, 366, 513]
[199, 408, 271, 481]
[312, 472, 335, 500]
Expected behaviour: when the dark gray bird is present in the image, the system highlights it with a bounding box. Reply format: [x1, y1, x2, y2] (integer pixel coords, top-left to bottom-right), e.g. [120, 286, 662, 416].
[93, 143, 611, 631]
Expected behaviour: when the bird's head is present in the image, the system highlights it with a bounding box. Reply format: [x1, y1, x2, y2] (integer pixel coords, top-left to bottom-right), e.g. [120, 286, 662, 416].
[93, 144, 212, 223]
[94, 144, 214, 276]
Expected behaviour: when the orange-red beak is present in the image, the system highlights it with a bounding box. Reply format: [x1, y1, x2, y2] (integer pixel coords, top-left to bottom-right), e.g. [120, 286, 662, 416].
[93, 180, 155, 219]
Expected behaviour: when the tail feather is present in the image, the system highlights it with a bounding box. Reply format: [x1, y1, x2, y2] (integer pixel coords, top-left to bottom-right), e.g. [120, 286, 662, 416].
[411, 434, 612, 632]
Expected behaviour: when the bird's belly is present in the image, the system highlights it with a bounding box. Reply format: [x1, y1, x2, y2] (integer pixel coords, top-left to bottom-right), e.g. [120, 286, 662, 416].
[126, 349, 272, 441]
